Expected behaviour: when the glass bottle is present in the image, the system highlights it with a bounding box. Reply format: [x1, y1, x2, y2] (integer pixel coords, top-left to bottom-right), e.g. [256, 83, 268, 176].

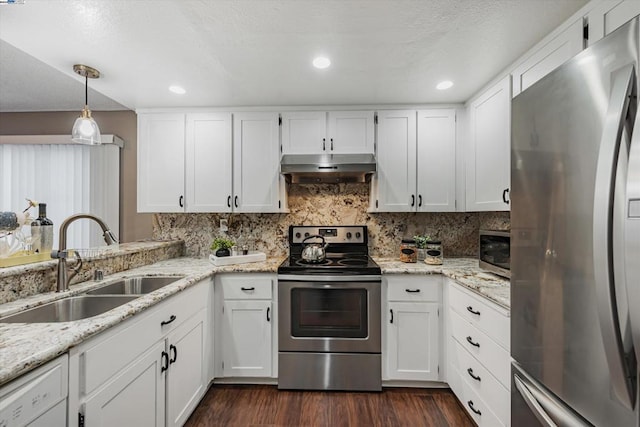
[31, 203, 53, 253]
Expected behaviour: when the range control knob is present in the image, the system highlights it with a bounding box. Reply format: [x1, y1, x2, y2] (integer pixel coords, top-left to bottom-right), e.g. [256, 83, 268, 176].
[355, 232, 361, 239]
[295, 232, 301, 238]
[304, 232, 310, 238]
[346, 232, 352, 239]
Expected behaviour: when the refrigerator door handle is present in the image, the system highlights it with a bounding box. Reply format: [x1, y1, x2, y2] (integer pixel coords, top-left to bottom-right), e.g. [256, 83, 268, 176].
[627, 70, 640, 373]
[593, 63, 636, 409]
[513, 374, 558, 427]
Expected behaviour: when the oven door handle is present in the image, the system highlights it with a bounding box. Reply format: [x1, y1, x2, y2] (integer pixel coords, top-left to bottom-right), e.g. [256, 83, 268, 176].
[278, 274, 382, 282]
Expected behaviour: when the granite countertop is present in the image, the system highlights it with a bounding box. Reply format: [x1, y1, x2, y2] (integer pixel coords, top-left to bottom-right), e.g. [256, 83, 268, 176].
[1, 253, 504, 387]
[0, 255, 283, 387]
[373, 257, 510, 310]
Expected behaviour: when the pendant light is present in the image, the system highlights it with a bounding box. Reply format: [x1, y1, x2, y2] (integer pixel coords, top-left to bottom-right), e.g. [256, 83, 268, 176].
[71, 64, 102, 145]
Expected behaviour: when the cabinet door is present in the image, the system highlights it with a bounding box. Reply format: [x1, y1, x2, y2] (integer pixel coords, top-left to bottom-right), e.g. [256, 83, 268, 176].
[137, 113, 185, 213]
[84, 341, 165, 427]
[375, 110, 417, 212]
[222, 300, 272, 377]
[466, 77, 511, 212]
[233, 112, 281, 212]
[281, 111, 327, 154]
[166, 309, 207, 427]
[416, 109, 456, 212]
[587, 0, 640, 45]
[512, 18, 583, 96]
[327, 111, 375, 154]
[386, 301, 439, 381]
[185, 113, 232, 212]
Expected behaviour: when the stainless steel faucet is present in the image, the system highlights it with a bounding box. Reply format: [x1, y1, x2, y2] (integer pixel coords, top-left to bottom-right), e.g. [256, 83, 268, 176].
[51, 213, 118, 292]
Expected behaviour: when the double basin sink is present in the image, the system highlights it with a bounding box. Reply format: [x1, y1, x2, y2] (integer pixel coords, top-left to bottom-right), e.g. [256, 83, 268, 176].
[0, 276, 185, 323]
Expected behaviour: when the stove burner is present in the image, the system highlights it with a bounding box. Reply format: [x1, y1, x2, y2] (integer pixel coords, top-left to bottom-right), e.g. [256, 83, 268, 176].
[337, 258, 369, 267]
[295, 258, 333, 266]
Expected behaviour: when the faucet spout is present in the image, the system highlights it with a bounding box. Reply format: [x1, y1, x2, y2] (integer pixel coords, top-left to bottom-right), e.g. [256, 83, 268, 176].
[51, 213, 118, 292]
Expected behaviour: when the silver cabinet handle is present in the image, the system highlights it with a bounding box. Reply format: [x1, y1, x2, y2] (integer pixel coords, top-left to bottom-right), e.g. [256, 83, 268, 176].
[592, 63, 636, 409]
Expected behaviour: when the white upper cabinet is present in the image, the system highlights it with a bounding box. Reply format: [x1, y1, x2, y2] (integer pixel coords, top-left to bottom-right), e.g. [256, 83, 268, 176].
[512, 18, 583, 97]
[138, 113, 186, 213]
[137, 111, 284, 213]
[375, 110, 417, 212]
[233, 112, 281, 212]
[281, 112, 327, 154]
[327, 111, 375, 154]
[465, 76, 511, 212]
[587, 0, 640, 45]
[281, 111, 374, 155]
[186, 113, 232, 213]
[416, 109, 456, 212]
[374, 109, 456, 212]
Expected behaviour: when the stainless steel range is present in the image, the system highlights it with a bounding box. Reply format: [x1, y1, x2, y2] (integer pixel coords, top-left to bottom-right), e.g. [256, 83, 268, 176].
[277, 225, 382, 391]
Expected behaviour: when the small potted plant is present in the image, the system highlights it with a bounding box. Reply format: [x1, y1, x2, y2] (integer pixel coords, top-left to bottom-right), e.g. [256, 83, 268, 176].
[413, 234, 431, 261]
[211, 237, 235, 257]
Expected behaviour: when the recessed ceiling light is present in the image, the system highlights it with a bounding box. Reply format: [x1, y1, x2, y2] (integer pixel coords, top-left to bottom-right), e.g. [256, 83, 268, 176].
[436, 80, 454, 90]
[169, 85, 186, 94]
[312, 57, 331, 69]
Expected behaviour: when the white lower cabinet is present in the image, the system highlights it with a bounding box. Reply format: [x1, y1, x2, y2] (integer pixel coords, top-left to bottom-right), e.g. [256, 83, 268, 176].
[445, 279, 510, 426]
[70, 279, 210, 427]
[384, 275, 441, 382]
[84, 341, 166, 427]
[386, 301, 440, 381]
[166, 309, 207, 427]
[217, 274, 275, 378]
[222, 300, 272, 377]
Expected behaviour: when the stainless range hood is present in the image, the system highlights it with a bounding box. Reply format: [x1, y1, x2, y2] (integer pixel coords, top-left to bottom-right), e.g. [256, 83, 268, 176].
[280, 153, 377, 183]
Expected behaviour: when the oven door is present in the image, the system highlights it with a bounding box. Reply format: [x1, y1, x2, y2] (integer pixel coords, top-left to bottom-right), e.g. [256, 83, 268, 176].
[278, 276, 381, 354]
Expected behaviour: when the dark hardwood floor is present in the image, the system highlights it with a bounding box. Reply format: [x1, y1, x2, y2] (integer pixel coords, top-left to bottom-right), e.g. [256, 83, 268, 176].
[185, 385, 474, 426]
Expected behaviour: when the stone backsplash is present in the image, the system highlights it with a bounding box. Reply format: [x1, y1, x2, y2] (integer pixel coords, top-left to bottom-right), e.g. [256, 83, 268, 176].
[154, 184, 510, 258]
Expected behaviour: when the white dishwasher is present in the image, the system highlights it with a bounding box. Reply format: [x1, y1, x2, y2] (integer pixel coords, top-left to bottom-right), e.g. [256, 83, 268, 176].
[0, 354, 68, 427]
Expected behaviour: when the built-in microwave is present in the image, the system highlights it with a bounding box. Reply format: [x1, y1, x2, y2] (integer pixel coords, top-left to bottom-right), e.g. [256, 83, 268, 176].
[479, 230, 510, 279]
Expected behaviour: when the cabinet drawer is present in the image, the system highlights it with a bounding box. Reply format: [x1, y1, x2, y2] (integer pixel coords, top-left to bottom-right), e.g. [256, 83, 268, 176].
[452, 365, 505, 427]
[450, 339, 510, 425]
[220, 275, 273, 300]
[450, 310, 510, 389]
[82, 280, 208, 394]
[449, 282, 509, 350]
[387, 275, 441, 302]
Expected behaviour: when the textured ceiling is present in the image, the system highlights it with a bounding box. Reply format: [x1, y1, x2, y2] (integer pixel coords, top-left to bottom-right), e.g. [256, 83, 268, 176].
[0, 0, 588, 111]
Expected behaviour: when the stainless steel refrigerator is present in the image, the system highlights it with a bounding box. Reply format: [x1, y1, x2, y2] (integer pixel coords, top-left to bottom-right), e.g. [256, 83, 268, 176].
[511, 17, 640, 427]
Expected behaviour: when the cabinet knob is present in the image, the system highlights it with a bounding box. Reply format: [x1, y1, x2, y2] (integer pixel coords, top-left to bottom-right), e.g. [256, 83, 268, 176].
[179, 195, 184, 208]
[330, 138, 334, 151]
[161, 315, 177, 326]
[502, 188, 510, 204]
[466, 336, 480, 348]
[169, 344, 177, 364]
[266, 307, 271, 322]
[466, 306, 481, 315]
[161, 351, 169, 373]
[322, 138, 326, 151]
[390, 308, 394, 324]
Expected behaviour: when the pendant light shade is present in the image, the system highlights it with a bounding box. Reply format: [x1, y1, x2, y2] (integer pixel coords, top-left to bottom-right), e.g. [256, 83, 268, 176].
[71, 64, 102, 145]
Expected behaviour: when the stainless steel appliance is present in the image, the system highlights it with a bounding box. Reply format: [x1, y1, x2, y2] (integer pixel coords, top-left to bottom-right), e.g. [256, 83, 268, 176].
[511, 18, 640, 426]
[278, 225, 382, 391]
[478, 229, 510, 278]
